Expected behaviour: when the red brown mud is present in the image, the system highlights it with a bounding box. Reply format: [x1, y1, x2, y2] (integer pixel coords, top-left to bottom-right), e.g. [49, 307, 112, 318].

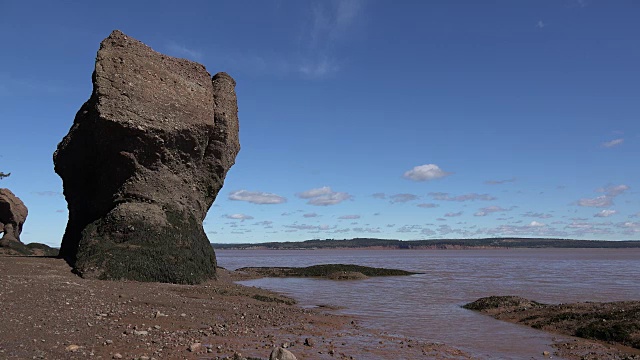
[0, 256, 471, 359]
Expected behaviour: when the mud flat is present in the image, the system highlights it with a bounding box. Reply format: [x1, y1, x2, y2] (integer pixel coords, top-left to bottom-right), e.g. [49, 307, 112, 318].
[464, 296, 640, 360]
[0, 256, 471, 359]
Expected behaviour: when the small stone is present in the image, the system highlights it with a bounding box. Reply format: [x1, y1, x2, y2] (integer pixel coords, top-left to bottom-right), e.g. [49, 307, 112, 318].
[188, 343, 201, 352]
[543, 350, 550, 357]
[133, 330, 148, 336]
[303, 338, 315, 347]
[113, 354, 123, 359]
[269, 347, 297, 360]
[65, 345, 80, 352]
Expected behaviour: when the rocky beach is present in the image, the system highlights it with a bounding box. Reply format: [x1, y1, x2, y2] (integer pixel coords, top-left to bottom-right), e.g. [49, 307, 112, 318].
[0, 255, 473, 360]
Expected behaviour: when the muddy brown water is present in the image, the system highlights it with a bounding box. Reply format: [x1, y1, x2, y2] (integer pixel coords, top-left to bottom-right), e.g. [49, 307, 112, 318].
[217, 248, 640, 359]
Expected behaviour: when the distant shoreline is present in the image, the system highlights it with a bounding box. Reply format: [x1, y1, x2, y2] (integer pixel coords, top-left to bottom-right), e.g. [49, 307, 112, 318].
[212, 237, 640, 250]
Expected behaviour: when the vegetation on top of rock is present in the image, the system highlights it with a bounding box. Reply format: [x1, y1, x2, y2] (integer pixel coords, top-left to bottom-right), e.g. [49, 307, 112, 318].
[237, 264, 419, 278]
[462, 296, 544, 311]
[464, 296, 640, 350]
[0, 241, 58, 256]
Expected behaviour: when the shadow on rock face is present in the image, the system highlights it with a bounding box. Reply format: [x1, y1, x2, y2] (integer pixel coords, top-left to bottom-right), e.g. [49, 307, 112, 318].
[53, 30, 240, 284]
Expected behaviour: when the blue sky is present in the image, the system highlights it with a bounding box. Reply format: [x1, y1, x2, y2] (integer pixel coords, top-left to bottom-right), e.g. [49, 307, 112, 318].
[1, 0, 638, 246]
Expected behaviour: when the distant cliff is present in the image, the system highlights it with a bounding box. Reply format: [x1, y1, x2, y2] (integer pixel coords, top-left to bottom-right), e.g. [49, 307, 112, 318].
[212, 237, 640, 250]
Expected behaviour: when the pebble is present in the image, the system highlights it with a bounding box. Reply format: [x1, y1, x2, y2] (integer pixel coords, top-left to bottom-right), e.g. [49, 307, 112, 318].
[113, 353, 123, 359]
[65, 344, 80, 352]
[133, 330, 148, 336]
[188, 342, 201, 352]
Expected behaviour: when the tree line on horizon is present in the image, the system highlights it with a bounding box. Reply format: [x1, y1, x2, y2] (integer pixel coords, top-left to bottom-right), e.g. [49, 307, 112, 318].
[212, 237, 640, 250]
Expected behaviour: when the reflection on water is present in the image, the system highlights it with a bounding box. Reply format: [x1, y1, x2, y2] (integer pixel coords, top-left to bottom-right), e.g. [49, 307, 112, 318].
[217, 248, 640, 359]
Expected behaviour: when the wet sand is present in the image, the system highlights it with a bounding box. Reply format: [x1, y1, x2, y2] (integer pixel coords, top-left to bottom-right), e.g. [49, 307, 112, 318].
[0, 256, 472, 359]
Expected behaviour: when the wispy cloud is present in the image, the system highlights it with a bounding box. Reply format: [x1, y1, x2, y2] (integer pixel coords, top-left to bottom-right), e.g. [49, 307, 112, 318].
[474, 206, 511, 217]
[594, 210, 617, 218]
[165, 41, 203, 62]
[338, 214, 360, 219]
[298, 0, 363, 78]
[536, 20, 546, 28]
[522, 211, 553, 219]
[429, 192, 496, 202]
[296, 186, 353, 206]
[485, 178, 516, 185]
[372, 193, 386, 199]
[229, 190, 287, 204]
[303, 213, 319, 218]
[596, 184, 629, 197]
[576, 184, 629, 207]
[404, 164, 452, 181]
[285, 223, 335, 231]
[444, 211, 463, 217]
[602, 138, 624, 148]
[32, 191, 62, 197]
[390, 193, 419, 203]
[225, 213, 254, 221]
[417, 203, 439, 208]
[576, 195, 613, 207]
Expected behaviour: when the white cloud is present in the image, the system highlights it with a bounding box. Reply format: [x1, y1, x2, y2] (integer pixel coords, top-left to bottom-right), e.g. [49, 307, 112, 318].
[352, 227, 380, 233]
[285, 224, 335, 231]
[229, 190, 287, 204]
[577, 185, 629, 208]
[529, 221, 545, 227]
[417, 203, 439, 208]
[536, 20, 546, 28]
[390, 193, 419, 203]
[523, 212, 553, 219]
[430, 192, 496, 202]
[339, 215, 361, 219]
[485, 178, 516, 185]
[596, 184, 629, 197]
[594, 210, 617, 218]
[296, 186, 353, 206]
[602, 138, 624, 148]
[576, 195, 613, 208]
[444, 211, 463, 217]
[297, 186, 333, 199]
[225, 214, 254, 221]
[474, 206, 510, 217]
[404, 164, 451, 181]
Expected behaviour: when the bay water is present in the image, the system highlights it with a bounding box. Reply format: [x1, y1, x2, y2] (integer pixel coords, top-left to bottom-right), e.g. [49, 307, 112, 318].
[217, 248, 640, 359]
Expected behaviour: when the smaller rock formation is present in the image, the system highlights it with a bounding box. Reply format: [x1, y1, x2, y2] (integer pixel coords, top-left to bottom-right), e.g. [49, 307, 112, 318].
[0, 189, 57, 256]
[0, 188, 28, 244]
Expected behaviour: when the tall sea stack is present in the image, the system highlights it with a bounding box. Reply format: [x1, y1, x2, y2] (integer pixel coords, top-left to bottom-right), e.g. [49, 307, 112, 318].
[54, 30, 240, 284]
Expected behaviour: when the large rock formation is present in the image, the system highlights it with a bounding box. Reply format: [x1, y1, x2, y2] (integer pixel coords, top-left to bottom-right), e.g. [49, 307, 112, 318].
[53, 30, 240, 284]
[0, 188, 28, 244]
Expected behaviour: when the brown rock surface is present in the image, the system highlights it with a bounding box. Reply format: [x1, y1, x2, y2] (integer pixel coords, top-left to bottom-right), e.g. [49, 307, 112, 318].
[53, 30, 239, 284]
[0, 188, 28, 244]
